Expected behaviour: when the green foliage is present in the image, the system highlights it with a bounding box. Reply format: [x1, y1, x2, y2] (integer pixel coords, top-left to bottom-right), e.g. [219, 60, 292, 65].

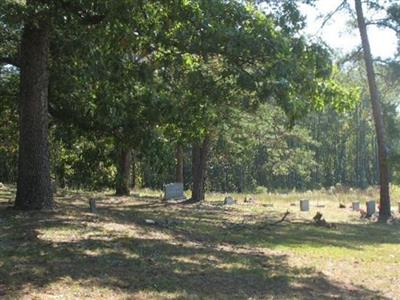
[0, 0, 393, 195]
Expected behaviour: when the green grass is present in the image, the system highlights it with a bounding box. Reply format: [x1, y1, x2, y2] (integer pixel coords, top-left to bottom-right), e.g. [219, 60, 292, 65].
[0, 184, 399, 299]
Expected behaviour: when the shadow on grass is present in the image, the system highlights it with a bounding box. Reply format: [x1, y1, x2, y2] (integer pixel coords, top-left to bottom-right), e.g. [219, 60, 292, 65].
[96, 199, 400, 251]
[0, 195, 394, 299]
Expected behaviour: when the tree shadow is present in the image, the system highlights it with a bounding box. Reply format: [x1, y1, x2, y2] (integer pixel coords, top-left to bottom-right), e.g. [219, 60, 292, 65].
[95, 198, 400, 251]
[0, 196, 394, 299]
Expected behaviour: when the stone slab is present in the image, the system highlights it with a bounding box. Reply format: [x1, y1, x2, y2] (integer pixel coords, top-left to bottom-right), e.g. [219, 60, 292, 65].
[300, 199, 309, 212]
[163, 182, 186, 200]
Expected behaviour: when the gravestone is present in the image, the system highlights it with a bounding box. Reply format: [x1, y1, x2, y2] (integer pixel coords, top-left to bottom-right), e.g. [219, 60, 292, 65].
[300, 199, 309, 212]
[89, 198, 96, 213]
[352, 201, 360, 211]
[224, 196, 236, 205]
[398, 202, 400, 214]
[366, 200, 376, 217]
[163, 183, 186, 201]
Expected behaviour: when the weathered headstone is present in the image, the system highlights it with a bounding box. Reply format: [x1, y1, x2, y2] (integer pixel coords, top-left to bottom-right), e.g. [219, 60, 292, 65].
[89, 198, 96, 213]
[352, 201, 360, 211]
[366, 200, 376, 217]
[300, 199, 309, 212]
[163, 183, 186, 201]
[0, 182, 4, 189]
[224, 196, 236, 205]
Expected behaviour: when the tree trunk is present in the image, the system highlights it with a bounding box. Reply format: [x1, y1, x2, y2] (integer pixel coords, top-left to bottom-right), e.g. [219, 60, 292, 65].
[191, 135, 210, 202]
[355, 0, 391, 221]
[116, 147, 132, 196]
[175, 144, 184, 183]
[131, 152, 136, 189]
[14, 6, 52, 210]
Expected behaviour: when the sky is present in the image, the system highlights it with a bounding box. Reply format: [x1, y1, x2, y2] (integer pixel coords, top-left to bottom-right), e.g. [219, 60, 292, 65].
[298, 0, 398, 59]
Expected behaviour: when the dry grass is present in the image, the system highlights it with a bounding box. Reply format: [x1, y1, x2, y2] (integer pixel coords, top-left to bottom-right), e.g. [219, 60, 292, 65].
[0, 185, 399, 299]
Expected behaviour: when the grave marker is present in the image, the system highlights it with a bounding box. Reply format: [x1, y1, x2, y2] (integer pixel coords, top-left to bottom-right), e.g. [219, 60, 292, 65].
[300, 199, 309, 212]
[224, 196, 236, 205]
[352, 201, 360, 211]
[163, 183, 186, 201]
[366, 200, 376, 217]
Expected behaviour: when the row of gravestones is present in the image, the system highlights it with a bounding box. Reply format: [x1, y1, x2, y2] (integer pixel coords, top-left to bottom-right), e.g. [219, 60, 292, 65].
[299, 199, 388, 216]
[153, 183, 400, 216]
[87, 181, 400, 215]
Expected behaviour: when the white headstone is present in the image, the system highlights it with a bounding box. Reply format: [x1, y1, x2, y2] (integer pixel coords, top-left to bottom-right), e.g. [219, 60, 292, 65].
[300, 199, 309, 212]
[366, 200, 376, 217]
[352, 201, 360, 211]
[163, 183, 186, 201]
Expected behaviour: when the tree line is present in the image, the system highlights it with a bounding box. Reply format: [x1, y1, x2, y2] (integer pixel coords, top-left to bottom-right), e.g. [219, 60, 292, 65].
[1, 0, 400, 221]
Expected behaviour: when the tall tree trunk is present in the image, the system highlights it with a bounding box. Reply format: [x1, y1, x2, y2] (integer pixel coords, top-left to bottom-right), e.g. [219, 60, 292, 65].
[14, 6, 52, 210]
[116, 147, 132, 196]
[355, 0, 391, 221]
[175, 144, 184, 183]
[191, 135, 210, 202]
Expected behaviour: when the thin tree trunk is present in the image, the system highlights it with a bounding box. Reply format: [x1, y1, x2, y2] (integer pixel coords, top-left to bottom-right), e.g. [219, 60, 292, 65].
[131, 152, 136, 189]
[355, 0, 391, 221]
[191, 135, 210, 202]
[175, 144, 184, 183]
[116, 147, 132, 196]
[14, 5, 52, 210]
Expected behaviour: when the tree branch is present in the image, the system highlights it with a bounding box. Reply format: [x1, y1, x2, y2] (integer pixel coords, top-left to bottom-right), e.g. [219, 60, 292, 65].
[58, 0, 106, 25]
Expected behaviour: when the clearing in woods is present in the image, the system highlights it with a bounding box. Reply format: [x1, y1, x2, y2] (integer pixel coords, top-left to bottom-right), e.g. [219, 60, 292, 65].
[0, 186, 399, 299]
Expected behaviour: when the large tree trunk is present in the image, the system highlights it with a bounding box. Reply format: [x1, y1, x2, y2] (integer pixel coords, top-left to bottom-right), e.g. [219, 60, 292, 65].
[14, 5, 52, 210]
[175, 144, 184, 183]
[115, 147, 132, 196]
[191, 135, 210, 202]
[355, 0, 391, 221]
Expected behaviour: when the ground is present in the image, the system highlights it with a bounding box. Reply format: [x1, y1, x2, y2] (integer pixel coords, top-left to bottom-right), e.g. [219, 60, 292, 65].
[0, 186, 399, 299]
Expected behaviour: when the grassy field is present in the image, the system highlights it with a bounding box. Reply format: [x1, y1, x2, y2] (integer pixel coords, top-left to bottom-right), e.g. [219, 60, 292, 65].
[0, 185, 399, 299]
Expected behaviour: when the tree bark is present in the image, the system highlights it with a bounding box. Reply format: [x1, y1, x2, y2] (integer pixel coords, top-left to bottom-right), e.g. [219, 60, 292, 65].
[175, 144, 184, 183]
[14, 4, 52, 210]
[115, 147, 132, 196]
[191, 135, 210, 202]
[355, 0, 391, 221]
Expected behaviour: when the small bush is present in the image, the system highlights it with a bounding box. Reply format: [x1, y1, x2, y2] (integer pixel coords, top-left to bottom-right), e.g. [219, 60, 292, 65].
[254, 186, 268, 194]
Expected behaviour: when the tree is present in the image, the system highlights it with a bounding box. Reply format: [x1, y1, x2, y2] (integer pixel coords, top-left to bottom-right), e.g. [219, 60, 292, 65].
[14, 0, 52, 209]
[355, 0, 391, 222]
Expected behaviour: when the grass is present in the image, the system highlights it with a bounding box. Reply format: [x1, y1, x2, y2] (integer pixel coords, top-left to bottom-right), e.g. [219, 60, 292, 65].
[0, 185, 399, 299]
